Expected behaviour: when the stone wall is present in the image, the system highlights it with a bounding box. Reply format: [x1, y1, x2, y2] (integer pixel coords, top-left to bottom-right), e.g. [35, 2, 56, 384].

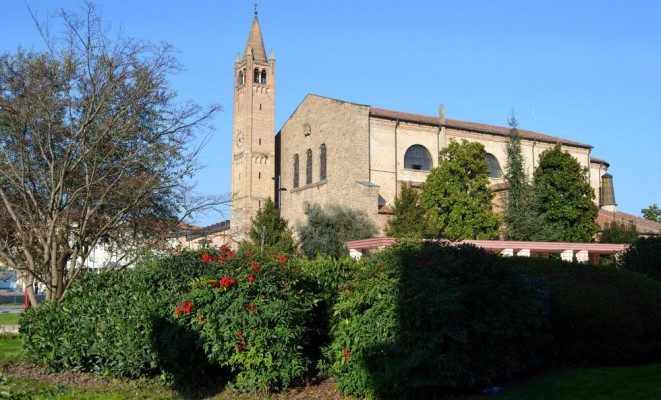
[278, 95, 379, 231]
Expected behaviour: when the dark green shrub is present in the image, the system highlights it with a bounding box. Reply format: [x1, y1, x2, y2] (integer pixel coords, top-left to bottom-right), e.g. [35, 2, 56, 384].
[175, 247, 314, 393]
[20, 252, 217, 379]
[619, 236, 661, 282]
[511, 256, 661, 366]
[326, 243, 550, 398]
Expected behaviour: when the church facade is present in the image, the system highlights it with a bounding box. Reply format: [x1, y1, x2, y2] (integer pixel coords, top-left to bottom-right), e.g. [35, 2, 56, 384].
[229, 14, 618, 241]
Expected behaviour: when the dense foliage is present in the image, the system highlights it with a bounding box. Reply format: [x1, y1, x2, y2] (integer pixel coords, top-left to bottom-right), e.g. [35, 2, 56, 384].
[20, 240, 661, 397]
[176, 247, 313, 392]
[385, 183, 428, 239]
[599, 221, 639, 244]
[421, 140, 500, 240]
[641, 204, 661, 222]
[619, 236, 661, 282]
[297, 203, 378, 259]
[326, 243, 549, 398]
[511, 256, 661, 365]
[532, 145, 599, 242]
[20, 253, 217, 379]
[245, 198, 296, 254]
[503, 116, 547, 240]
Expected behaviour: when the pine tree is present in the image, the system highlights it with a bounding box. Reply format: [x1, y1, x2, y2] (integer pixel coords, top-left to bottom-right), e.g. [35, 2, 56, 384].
[246, 198, 296, 253]
[420, 140, 500, 240]
[503, 114, 545, 240]
[532, 144, 599, 242]
[386, 183, 427, 239]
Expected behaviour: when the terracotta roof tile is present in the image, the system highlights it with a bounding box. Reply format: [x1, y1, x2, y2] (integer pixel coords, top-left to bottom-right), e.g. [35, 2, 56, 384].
[369, 107, 591, 149]
[597, 210, 661, 235]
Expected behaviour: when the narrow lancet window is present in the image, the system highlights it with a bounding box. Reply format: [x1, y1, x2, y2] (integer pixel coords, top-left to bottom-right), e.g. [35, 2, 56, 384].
[306, 149, 313, 185]
[320, 143, 327, 180]
[260, 69, 267, 84]
[293, 154, 300, 188]
[253, 68, 260, 83]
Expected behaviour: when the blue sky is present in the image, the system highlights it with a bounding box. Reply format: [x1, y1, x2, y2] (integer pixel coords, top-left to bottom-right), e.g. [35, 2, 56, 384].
[2, 1, 660, 226]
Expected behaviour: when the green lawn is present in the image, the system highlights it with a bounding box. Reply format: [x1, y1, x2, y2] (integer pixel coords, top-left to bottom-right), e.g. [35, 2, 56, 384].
[483, 364, 661, 400]
[0, 334, 22, 363]
[1, 334, 659, 399]
[0, 313, 20, 325]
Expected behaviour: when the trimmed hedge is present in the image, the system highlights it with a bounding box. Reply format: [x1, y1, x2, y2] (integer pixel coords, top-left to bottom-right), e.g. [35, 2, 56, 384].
[511, 256, 661, 366]
[326, 243, 550, 398]
[619, 236, 661, 282]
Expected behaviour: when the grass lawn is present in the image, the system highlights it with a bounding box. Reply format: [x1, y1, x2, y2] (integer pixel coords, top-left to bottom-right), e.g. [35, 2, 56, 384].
[472, 364, 661, 400]
[0, 334, 22, 363]
[1, 335, 659, 399]
[0, 313, 20, 325]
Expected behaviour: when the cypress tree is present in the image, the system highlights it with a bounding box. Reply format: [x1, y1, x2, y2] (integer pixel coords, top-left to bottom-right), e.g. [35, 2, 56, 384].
[503, 114, 545, 240]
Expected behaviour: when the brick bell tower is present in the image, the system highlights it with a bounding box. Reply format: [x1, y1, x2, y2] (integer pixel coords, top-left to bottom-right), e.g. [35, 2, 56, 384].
[230, 9, 276, 242]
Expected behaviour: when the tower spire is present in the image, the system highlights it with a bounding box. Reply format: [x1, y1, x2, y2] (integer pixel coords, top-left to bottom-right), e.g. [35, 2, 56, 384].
[245, 6, 267, 61]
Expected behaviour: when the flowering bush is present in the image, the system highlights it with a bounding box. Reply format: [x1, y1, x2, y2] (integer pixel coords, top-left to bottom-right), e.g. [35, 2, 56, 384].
[175, 248, 314, 392]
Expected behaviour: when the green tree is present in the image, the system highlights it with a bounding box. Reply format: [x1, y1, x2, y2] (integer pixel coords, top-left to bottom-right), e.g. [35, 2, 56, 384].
[503, 114, 545, 240]
[420, 140, 500, 240]
[532, 144, 599, 242]
[297, 203, 378, 259]
[385, 183, 427, 239]
[599, 221, 639, 244]
[246, 198, 295, 253]
[641, 204, 661, 222]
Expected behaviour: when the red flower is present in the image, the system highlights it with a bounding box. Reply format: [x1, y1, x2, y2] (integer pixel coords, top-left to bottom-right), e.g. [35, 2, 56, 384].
[200, 253, 213, 263]
[344, 348, 351, 361]
[175, 300, 193, 317]
[220, 245, 236, 259]
[236, 342, 247, 352]
[218, 276, 236, 289]
[277, 255, 288, 265]
[251, 261, 261, 272]
[246, 301, 257, 315]
[245, 251, 254, 261]
[234, 330, 244, 338]
[247, 274, 256, 283]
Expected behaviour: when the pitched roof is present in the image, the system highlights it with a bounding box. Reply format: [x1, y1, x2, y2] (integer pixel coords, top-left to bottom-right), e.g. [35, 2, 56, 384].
[597, 210, 661, 235]
[369, 107, 592, 149]
[590, 156, 610, 166]
[244, 16, 267, 61]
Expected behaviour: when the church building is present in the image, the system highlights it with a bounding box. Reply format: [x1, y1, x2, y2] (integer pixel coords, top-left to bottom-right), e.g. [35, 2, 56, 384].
[226, 12, 631, 244]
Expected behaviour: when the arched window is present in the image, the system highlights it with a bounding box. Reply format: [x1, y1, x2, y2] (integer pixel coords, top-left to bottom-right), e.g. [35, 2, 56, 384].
[253, 68, 260, 83]
[237, 70, 245, 85]
[319, 143, 327, 180]
[306, 149, 313, 185]
[260, 69, 267, 84]
[293, 154, 299, 188]
[485, 153, 502, 178]
[404, 145, 432, 170]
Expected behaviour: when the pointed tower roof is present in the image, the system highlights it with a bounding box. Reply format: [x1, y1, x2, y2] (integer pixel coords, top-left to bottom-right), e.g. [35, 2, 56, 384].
[244, 12, 267, 61]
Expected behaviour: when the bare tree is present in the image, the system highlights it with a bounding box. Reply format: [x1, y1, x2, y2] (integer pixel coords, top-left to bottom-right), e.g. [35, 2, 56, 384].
[0, 3, 224, 305]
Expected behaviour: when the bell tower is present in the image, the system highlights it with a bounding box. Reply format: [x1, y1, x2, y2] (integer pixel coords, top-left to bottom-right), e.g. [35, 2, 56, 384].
[230, 9, 276, 242]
